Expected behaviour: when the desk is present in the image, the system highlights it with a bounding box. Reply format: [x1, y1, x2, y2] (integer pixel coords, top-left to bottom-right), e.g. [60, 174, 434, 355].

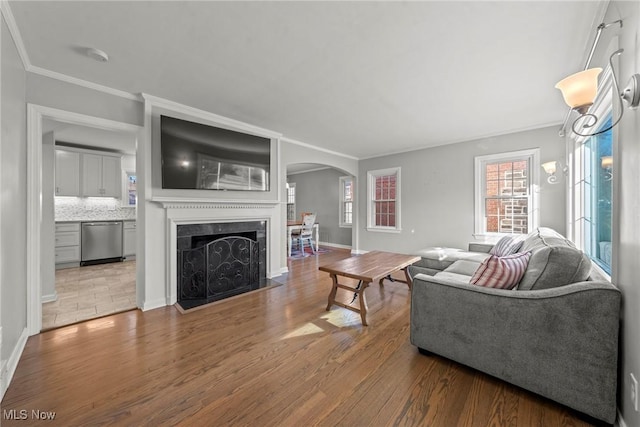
[287, 221, 319, 257]
[319, 251, 421, 326]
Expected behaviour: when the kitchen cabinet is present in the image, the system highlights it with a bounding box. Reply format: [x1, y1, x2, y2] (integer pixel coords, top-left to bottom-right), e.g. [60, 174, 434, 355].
[55, 222, 80, 267]
[82, 153, 122, 197]
[55, 149, 81, 196]
[123, 221, 136, 257]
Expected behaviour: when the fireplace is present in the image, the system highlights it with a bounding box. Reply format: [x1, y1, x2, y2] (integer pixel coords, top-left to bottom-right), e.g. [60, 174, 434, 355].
[176, 221, 267, 310]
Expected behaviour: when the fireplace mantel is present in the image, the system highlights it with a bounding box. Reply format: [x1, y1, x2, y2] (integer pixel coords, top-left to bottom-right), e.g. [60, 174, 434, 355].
[152, 197, 280, 210]
[158, 196, 284, 306]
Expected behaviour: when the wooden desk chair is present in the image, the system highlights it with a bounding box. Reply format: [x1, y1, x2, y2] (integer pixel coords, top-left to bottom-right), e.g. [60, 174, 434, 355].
[298, 213, 317, 254]
[291, 212, 312, 239]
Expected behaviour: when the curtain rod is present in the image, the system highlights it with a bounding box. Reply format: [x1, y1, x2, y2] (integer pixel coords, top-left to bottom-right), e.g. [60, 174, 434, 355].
[558, 20, 622, 137]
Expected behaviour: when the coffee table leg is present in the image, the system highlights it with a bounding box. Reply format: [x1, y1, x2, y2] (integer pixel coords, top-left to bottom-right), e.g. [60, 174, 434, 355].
[359, 281, 370, 326]
[403, 267, 413, 290]
[326, 274, 339, 311]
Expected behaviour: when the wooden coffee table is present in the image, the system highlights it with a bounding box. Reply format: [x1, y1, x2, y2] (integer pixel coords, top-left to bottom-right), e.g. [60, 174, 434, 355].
[319, 251, 420, 326]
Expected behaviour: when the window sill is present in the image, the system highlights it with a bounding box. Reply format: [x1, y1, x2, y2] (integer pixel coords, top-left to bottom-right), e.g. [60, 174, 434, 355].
[472, 232, 528, 243]
[367, 227, 402, 234]
[339, 224, 352, 229]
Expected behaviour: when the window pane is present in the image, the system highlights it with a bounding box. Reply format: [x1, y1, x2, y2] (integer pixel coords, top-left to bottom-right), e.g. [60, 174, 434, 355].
[486, 180, 499, 196]
[499, 179, 513, 196]
[344, 181, 353, 201]
[486, 216, 499, 233]
[485, 198, 499, 216]
[582, 116, 612, 273]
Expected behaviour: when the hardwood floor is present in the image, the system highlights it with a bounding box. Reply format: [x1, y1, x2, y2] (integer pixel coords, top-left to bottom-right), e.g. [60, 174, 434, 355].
[2, 248, 598, 426]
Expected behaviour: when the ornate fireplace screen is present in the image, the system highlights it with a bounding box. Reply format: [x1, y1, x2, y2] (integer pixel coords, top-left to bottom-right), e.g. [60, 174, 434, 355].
[178, 236, 259, 302]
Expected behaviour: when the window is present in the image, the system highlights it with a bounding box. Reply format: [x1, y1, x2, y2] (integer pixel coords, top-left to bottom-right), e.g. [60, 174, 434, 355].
[570, 65, 614, 275]
[286, 182, 296, 221]
[474, 149, 539, 236]
[339, 176, 353, 227]
[367, 167, 401, 232]
[126, 173, 137, 206]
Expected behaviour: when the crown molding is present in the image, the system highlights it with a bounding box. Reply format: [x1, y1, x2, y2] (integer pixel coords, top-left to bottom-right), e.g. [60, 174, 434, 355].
[359, 120, 563, 161]
[29, 65, 142, 102]
[1, 0, 30, 70]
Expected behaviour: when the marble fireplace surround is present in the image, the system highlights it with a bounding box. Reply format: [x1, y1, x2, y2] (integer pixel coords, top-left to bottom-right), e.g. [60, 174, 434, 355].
[158, 199, 282, 306]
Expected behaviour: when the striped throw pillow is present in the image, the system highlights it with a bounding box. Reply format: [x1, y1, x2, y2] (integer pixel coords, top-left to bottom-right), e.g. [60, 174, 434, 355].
[470, 252, 531, 289]
[490, 235, 524, 257]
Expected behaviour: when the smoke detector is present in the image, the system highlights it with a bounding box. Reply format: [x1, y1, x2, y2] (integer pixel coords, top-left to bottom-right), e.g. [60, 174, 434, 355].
[86, 47, 109, 62]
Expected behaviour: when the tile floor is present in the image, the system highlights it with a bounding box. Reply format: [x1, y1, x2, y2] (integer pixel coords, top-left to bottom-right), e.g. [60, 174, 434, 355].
[42, 260, 137, 330]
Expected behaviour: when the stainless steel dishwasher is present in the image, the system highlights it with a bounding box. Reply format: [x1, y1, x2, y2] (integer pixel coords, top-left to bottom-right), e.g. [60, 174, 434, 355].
[81, 221, 123, 265]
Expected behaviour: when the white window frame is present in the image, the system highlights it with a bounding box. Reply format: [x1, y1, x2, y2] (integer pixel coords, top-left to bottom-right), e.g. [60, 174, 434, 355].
[367, 167, 401, 233]
[474, 149, 540, 239]
[568, 63, 615, 278]
[339, 176, 353, 228]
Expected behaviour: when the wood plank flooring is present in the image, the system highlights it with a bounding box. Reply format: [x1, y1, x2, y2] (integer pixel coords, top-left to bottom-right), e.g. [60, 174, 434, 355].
[2, 248, 599, 426]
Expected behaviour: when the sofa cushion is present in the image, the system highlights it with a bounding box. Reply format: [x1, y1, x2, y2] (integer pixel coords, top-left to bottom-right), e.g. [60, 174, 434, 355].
[490, 235, 524, 257]
[432, 271, 473, 285]
[413, 247, 490, 271]
[517, 228, 592, 290]
[443, 260, 482, 276]
[470, 252, 531, 289]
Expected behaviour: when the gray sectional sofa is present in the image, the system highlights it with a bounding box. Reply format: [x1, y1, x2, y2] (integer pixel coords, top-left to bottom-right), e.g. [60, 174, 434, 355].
[409, 227, 621, 424]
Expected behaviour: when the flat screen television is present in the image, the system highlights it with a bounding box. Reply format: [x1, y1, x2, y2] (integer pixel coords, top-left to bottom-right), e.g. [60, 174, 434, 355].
[160, 115, 271, 191]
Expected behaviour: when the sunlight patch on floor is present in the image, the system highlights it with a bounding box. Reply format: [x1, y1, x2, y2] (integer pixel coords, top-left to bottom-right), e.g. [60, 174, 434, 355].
[320, 310, 361, 328]
[281, 322, 325, 339]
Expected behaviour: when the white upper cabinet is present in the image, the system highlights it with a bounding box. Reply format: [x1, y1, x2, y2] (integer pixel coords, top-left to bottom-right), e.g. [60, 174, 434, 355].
[101, 156, 121, 197]
[82, 153, 122, 197]
[55, 149, 81, 196]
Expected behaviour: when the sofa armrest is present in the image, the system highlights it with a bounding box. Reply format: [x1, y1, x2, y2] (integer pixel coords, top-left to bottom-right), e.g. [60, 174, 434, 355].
[410, 276, 620, 423]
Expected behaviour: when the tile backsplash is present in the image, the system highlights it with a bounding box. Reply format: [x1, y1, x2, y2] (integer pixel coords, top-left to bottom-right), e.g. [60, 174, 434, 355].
[55, 197, 137, 221]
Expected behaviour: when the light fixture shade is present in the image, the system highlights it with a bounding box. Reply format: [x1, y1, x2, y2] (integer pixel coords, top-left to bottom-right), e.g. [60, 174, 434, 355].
[555, 68, 602, 109]
[601, 156, 613, 168]
[541, 161, 557, 175]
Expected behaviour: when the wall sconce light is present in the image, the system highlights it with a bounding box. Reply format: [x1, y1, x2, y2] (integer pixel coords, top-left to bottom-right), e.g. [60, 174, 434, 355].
[556, 48, 640, 137]
[180, 159, 190, 169]
[601, 156, 613, 181]
[541, 161, 568, 184]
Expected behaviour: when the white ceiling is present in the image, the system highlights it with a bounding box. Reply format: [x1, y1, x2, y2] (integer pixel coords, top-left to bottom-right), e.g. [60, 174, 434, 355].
[9, 1, 604, 159]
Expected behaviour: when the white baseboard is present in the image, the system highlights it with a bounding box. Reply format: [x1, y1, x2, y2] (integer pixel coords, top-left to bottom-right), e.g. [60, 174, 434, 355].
[41, 292, 57, 303]
[1, 327, 28, 400]
[319, 241, 352, 250]
[351, 249, 369, 255]
[269, 267, 288, 278]
[142, 298, 166, 312]
[617, 409, 627, 427]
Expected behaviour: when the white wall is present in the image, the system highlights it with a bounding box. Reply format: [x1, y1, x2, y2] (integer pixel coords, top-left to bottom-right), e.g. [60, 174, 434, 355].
[358, 125, 566, 253]
[1, 12, 28, 395]
[287, 168, 353, 247]
[596, 2, 640, 426]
